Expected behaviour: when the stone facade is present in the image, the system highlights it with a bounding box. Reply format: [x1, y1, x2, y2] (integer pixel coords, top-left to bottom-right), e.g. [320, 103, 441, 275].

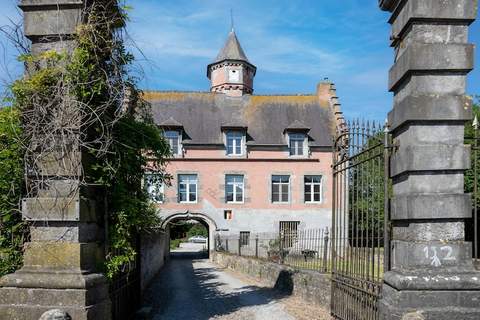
[378, 1, 480, 319]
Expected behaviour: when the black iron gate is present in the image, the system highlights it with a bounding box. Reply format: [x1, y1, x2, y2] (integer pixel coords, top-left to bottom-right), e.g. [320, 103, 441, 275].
[331, 120, 391, 320]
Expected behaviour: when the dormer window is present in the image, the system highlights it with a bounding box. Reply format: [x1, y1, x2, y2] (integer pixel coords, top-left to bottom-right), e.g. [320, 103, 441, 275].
[226, 131, 244, 156]
[165, 130, 181, 155]
[289, 133, 307, 156]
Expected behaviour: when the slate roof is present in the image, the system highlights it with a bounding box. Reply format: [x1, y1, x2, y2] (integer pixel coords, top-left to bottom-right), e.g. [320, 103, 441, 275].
[214, 31, 250, 63]
[145, 92, 335, 148]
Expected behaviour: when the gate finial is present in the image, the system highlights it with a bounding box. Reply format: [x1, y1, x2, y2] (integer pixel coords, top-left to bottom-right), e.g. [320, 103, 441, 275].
[473, 115, 478, 130]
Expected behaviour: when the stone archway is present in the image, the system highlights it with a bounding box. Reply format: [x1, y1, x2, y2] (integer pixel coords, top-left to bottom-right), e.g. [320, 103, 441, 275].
[161, 211, 218, 255]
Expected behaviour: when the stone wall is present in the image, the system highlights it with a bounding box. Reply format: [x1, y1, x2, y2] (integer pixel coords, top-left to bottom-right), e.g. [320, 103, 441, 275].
[211, 251, 331, 309]
[140, 229, 170, 292]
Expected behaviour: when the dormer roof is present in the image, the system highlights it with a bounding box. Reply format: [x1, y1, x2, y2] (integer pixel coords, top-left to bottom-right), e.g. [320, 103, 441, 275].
[284, 120, 311, 133]
[159, 117, 183, 129]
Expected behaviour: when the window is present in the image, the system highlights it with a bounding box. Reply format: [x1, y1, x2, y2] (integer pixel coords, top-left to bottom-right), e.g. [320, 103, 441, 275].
[304, 175, 323, 203]
[280, 221, 300, 248]
[165, 130, 181, 155]
[226, 131, 244, 155]
[178, 174, 197, 203]
[240, 231, 250, 246]
[226, 175, 244, 203]
[144, 174, 164, 203]
[272, 175, 290, 203]
[289, 133, 305, 156]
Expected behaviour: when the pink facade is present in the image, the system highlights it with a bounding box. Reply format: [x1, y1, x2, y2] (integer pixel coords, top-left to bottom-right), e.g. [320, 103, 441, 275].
[161, 149, 332, 211]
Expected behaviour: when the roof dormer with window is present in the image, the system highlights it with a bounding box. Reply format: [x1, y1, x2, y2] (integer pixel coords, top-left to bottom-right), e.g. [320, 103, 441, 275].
[284, 120, 310, 157]
[159, 117, 184, 157]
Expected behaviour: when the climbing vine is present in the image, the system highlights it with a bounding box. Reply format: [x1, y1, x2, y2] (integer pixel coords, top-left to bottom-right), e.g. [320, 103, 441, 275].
[0, 107, 24, 277]
[1, 1, 170, 278]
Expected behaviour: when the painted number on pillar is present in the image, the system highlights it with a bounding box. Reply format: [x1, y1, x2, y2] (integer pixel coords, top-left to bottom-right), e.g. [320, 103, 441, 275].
[423, 246, 456, 267]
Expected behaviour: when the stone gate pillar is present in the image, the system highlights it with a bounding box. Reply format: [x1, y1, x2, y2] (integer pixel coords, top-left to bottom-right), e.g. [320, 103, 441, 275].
[0, 1, 111, 319]
[379, 0, 479, 319]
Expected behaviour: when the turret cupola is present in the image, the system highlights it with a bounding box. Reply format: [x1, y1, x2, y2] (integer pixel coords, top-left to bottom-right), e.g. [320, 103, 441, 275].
[207, 29, 256, 97]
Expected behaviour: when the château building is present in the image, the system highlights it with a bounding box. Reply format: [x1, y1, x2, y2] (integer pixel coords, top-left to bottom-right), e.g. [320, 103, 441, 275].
[144, 29, 344, 243]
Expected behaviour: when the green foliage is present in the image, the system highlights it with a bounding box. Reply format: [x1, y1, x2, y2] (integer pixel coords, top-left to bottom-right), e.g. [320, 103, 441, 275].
[170, 239, 182, 250]
[186, 223, 208, 238]
[0, 107, 25, 277]
[347, 131, 388, 245]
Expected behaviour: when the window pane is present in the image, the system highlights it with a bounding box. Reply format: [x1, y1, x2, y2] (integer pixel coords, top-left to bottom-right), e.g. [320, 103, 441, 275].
[236, 191, 243, 202]
[281, 184, 289, 194]
[305, 184, 311, 193]
[272, 184, 280, 194]
[281, 192, 289, 202]
[313, 176, 322, 183]
[190, 192, 196, 202]
[314, 185, 321, 193]
[305, 192, 312, 202]
[314, 193, 321, 202]
[272, 176, 281, 183]
[272, 193, 280, 202]
[226, 184, 233, 194]
[227, 192, 234, 202]
[179, 184, 186, 192]
[179, 192, 187, 202]
[235, 144, 241, 154]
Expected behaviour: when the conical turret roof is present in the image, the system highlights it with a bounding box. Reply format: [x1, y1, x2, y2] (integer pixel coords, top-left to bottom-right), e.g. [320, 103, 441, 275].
[214, 30, 250, 63]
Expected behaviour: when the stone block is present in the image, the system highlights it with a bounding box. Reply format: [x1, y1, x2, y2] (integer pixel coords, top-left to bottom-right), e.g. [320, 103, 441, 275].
[389, 43, 474, 91]
[35, 150, 83, 177]
[390, 145, 470, 177]
[393, 172, 464, 195]
[383, 269, 480, 291]
[391, 240, 473, 270]
[392, 221, 465, 242]
[30, 222, 100, 242]
[390, 193, 471, 220]
[388, 95, 472, 131]
[394, 123, 465, 146]
[390, 0, 477, 39]
[20, 1, 84, 38]
[22, 197, 97, 222]
[22, 241, 102, 271]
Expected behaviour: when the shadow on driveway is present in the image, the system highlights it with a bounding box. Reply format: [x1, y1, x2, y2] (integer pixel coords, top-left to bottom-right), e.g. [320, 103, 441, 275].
[142, 251, 292, 320]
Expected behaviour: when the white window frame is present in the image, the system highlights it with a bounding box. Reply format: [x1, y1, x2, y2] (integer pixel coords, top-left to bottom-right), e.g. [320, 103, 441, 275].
[225, 131, 245, 156]
[272, 175, 290, 203]
[144, 173, 165, 203]
[164, 130, 182, 156]
[288, 133, 307, 156]
[178, 174, 198, 203]
[304, 175, 323, 203]
[225, 174, 244, 203]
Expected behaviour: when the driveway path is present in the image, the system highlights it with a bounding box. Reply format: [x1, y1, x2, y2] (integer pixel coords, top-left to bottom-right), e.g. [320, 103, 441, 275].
[142, 243, 296, 320]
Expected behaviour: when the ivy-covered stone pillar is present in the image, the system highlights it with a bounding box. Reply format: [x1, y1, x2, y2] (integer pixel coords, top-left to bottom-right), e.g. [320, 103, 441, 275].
[0, 1, 111, 319]
[379, 0, 479, 319]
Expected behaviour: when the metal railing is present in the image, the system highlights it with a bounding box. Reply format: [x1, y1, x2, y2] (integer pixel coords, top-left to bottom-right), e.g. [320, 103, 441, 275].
[215, 227, 331, 273]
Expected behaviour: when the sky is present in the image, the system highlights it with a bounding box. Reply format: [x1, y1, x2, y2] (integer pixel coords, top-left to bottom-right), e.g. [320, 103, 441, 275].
[0, 0, 479, 120]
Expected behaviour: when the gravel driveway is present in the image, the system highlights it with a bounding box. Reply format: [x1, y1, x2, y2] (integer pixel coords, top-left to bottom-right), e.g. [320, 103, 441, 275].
[142, 244, 296, 320]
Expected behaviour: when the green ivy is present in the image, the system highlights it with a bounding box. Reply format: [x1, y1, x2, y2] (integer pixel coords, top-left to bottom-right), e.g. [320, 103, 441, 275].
[0, 107, 24, 277]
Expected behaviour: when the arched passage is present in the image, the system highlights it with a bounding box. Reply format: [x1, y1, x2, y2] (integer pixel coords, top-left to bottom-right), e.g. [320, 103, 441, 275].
[161, 212, 218, 257]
